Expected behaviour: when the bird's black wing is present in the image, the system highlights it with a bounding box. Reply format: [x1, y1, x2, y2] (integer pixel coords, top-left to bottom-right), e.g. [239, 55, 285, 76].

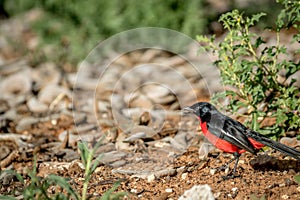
[206, 112, 257, 154]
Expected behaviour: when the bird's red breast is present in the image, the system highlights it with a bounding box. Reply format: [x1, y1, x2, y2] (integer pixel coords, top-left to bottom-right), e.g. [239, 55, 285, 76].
[200, 120, 246, 154]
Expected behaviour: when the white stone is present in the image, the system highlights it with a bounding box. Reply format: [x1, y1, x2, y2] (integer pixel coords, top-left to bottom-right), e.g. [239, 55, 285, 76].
[165, 188, 173, 193]
[147, 174, 155, 182]
[27, 97, 48, 113]
[179, 184, 215, 200]
[181, 173, 188, 180]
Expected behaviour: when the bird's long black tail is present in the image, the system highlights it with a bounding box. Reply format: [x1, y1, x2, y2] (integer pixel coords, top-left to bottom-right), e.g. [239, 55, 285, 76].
[247, 130, 300, 160]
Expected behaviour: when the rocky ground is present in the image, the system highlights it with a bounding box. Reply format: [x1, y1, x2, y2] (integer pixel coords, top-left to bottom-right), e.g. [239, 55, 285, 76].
[0, 10, 300, 200]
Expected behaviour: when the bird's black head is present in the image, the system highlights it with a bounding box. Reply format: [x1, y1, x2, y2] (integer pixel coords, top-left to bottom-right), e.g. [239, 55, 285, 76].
[183, 102, 217, 120]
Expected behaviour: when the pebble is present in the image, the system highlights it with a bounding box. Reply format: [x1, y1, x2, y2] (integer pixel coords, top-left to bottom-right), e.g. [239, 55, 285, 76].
[173, 131, 191, 149]
[154, 168, 176, 178]
[176, 166, 186, 173]
[97, 100, 110, 112]
[16, 117, 39, 132]
[144, 84, 170, 100]
[210, 168, 217, 175]
[225, 167, 230, 174]
[109, 160, 127, 168]
[154, 141, 168, 148]
[165, 188, 173, 193]
[74, 124, 97, 134]
[27, 97, 48, 113]
[38, 84, 71, 105]
[279, 183, 286, 187]
[80, 77, 99, 91]
[32, 62, 60, 87]
[51, 119, 57, 125]
[280, 137, 298, 148]
[153, 94, 176, 105]
[147, 174, 156, 182]
[125, 125, 157, 139]
[167, 137, 186, 152]
[198, 143, 215, 159]
[100, 151, 127, 164]
[181, 173, 188, 180]
[179, 184, 215, 200]
[129, 94, 153, 109]
[124, 132, 147, 142]
[214, 192, 221, 198]
[0, 170, 15, 186]
[130, 189, 138, 194]
[0, 69, 32, 97]
[0, 59, 27, 76]
[73, 113, 87, 124]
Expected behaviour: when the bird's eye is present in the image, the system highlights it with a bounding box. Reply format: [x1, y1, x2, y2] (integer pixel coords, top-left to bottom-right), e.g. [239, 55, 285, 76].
[201, 106, 209, 113]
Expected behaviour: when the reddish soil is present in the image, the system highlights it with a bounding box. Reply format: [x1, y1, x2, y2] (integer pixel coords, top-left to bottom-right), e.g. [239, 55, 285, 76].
[1, 118, 299, 199]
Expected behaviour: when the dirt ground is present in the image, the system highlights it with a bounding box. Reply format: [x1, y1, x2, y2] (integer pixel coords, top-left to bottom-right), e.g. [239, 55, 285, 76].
[1, 118, 300, 200]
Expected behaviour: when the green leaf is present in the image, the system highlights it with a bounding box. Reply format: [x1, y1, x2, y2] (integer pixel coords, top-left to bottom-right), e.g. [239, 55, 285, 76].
[47, 174, 79, 200]
[78, 142, 89, 168]
[196, 35, 211, 43]
[0, 196, 17, 200]
[249, 13, 267, 26]
[250, 193, 266, 200]
[100, 181, 127, 200]
[90, 154, 103, 176]
[285, 61, 300, 78]
[294, 174, 300, 184]
[254, 37, 266, 48]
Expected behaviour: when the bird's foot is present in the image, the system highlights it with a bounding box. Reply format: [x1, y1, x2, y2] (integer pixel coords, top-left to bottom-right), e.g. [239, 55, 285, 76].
[222, 174, 240, 180]
[215, 163, 229, 172]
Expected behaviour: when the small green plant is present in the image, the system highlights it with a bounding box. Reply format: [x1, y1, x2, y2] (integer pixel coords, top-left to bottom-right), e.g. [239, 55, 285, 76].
[79, 140, 103, 200]
[78, 139, 126, 200]
[250, 193, 266, 200]
[294, 174, 300, 185]
[0, 156, 79, 200]
[197, 0, 300, 139]
[0, 139, 126, 200]
[100, 181, 127, 200]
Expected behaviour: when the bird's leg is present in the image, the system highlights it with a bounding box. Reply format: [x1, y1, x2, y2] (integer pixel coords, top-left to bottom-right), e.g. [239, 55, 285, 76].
[215, 153, 237, 171]
[222, 152, 241, 180]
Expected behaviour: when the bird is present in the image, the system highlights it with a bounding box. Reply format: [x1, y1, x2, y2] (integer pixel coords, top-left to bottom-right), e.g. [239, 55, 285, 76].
[183, 102, 300, 179]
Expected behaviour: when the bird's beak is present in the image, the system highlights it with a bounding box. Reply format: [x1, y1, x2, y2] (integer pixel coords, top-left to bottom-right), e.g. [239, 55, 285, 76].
[182, 107, 195, 115]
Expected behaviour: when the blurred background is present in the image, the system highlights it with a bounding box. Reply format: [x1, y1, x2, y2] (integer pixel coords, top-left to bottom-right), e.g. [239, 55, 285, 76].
[0, 0, 281, 67]
[0, 1, 299, 199]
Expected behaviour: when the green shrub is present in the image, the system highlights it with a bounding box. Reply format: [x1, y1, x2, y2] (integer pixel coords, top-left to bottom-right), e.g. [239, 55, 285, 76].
[197, 0, 300, 139]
